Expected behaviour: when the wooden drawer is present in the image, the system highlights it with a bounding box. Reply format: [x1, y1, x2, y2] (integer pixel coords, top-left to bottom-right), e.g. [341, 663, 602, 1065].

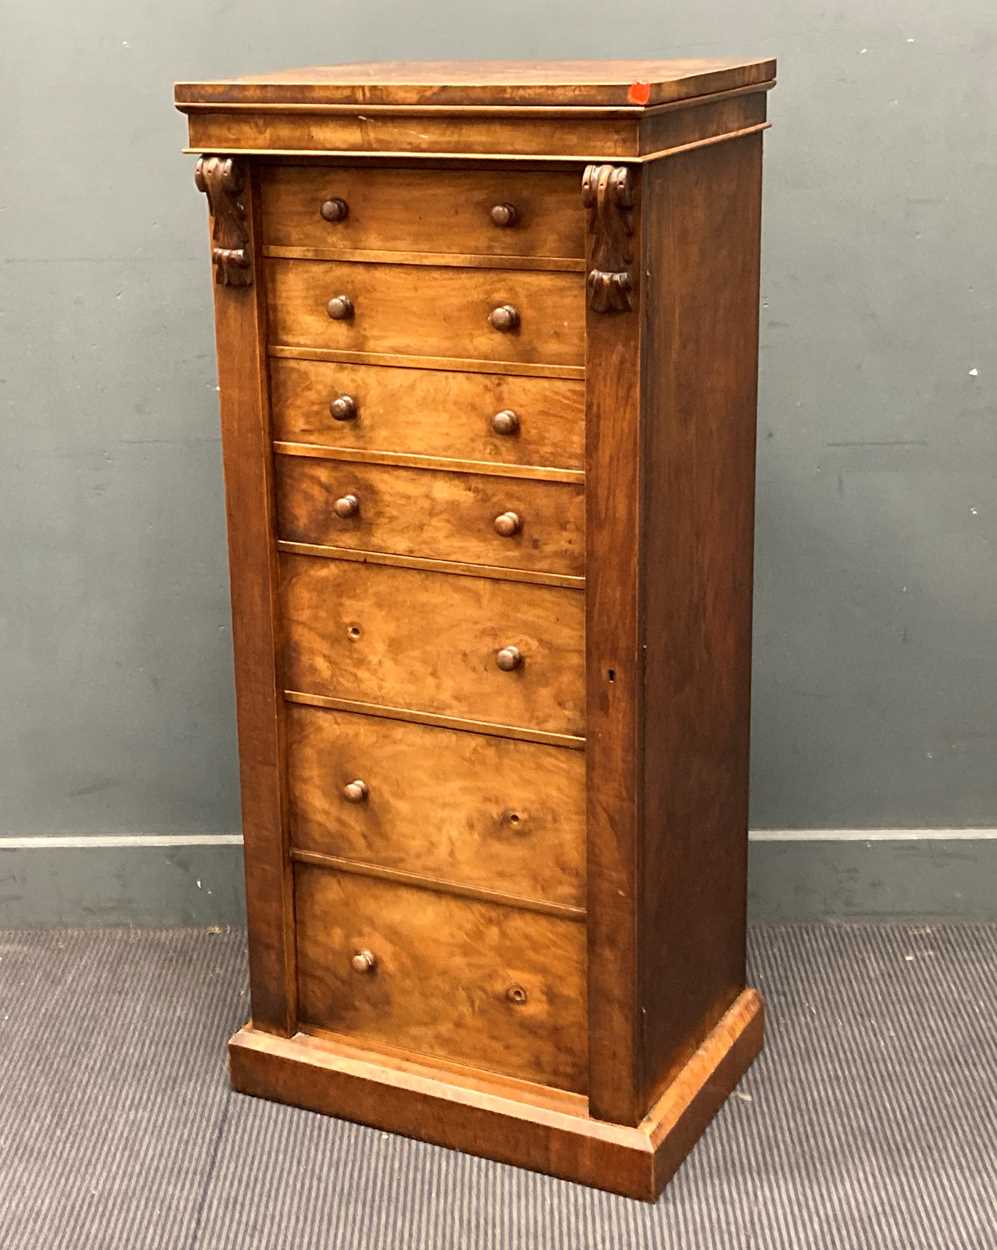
[287, 705, 585, 907]
[270, 358, 585, 469]
[275, 454, 584, 576]
[295, 864, 587, 1090]
[266, 259, 584, 366]
[281, 554, 585, 737]
[260, 166, 585, 260]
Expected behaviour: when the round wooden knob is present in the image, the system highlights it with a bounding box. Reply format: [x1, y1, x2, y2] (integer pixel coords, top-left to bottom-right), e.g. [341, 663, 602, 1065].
[334, 494, 359, 518]
[320, 197, 349, 223]
[496, 646, 522, 672]
[329, 394, 357, 421]
[351, 949, 376, 974]
[494, 511, 522, 537]
[488, 304, 520, 332]
[491, 409, 520, 436]
[326, 295, 354, 321]
[506, 984, 528, 1005]
[343, 779, 368, 804]
[490, 203, 518, 227]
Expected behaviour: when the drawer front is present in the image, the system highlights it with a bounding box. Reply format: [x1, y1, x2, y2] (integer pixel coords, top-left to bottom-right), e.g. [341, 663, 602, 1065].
[270, 358, 585, 469]
[266, 259, 585, 366]
[281, 555, 585, 736]
[287, 705, 585, 907]
[261, 166, 585, 260]
[276, 455, 585, 576]
[295, 865, 587, 1090]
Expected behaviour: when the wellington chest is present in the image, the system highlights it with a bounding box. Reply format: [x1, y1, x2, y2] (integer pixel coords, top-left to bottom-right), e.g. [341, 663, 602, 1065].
[175, 58, 775, 1201]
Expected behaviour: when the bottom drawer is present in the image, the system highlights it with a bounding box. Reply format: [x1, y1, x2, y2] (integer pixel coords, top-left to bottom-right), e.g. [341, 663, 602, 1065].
[295, 864, 587, 1092]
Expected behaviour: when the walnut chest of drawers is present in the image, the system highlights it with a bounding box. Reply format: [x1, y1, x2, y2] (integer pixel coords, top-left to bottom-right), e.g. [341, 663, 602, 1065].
[175, 57, 775, 1201]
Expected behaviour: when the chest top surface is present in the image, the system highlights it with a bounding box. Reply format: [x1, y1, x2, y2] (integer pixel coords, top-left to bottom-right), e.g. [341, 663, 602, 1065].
[175, 57, 776, 109]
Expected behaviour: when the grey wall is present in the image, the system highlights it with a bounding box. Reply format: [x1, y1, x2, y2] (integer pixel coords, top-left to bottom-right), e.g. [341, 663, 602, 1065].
[3, 2, 996, 919]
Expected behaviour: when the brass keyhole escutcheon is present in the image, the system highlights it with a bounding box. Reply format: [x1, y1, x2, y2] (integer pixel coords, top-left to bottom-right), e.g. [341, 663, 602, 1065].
[501, 809, 529, 834]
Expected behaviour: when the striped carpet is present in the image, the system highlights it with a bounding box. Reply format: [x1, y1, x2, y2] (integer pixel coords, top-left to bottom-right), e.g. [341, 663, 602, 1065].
[0, 924, 993, 1249]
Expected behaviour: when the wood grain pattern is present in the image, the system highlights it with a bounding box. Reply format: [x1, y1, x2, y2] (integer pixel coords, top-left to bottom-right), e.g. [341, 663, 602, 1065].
[583, 164, 644, 1125]
[273, 445, 582, 484]
[265, 258, 584, 365]
[294, 864, 588, 1090]
[229, 987, 763, 1200]
[290, 849, 584, 920]
[203, 168, 295, 1035]
[187, 112, 635, 159]
[286, 703, 585, 906]
[277, 541, 584, 590]
[269, 344, 583, 381]
[284, 690, 585, 749]
[269, 356, 585, 468]
[274, 454, 585, 575]
[638, 90, 767, 156]
[260, 165, 584, 258]
[176, 58, 777, 108]
[264, 247, 585, 272]
[280, 553, 584, 735]
[637, 137, 763, 1110]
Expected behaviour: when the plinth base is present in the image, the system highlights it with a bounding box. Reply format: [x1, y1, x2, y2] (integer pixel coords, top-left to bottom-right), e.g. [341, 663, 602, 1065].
[229, 987, 763, 1202]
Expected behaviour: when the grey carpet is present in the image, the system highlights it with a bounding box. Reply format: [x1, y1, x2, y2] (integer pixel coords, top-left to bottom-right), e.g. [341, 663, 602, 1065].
[0, 924, 993, 1249]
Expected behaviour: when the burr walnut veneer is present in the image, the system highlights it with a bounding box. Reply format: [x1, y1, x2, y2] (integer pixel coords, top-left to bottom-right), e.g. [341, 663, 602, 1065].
[176, 58, 774, 1201]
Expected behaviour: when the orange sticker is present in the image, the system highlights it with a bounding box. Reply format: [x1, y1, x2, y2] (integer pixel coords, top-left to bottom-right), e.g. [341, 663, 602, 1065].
[627, 81, 652, 105]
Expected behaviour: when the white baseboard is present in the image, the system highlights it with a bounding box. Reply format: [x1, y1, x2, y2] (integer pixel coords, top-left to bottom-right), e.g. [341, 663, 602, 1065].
[0, 834, 244, 848]
[2, 829, 995, 849]
[750, 828, 997, 842]
[1, 830, 994, 925]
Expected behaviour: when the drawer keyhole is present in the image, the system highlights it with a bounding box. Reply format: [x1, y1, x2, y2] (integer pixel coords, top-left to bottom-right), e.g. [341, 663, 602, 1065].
[501, 809, 529, 834]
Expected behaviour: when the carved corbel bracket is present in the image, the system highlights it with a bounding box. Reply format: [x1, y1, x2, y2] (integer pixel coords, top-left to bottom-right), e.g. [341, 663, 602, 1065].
[582, 164, 635, 313]
[194, 155, 253, 287]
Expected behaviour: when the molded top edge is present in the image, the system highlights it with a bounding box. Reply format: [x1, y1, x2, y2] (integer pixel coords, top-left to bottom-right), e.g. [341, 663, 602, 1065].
[175, 58, 777, 110]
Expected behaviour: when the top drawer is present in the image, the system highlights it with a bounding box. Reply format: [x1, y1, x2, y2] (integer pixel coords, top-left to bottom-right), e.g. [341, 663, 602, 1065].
[260, 166, 585, 260]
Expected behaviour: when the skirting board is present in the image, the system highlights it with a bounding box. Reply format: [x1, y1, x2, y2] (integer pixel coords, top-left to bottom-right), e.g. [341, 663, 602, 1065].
[1, 832, 995, 927]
